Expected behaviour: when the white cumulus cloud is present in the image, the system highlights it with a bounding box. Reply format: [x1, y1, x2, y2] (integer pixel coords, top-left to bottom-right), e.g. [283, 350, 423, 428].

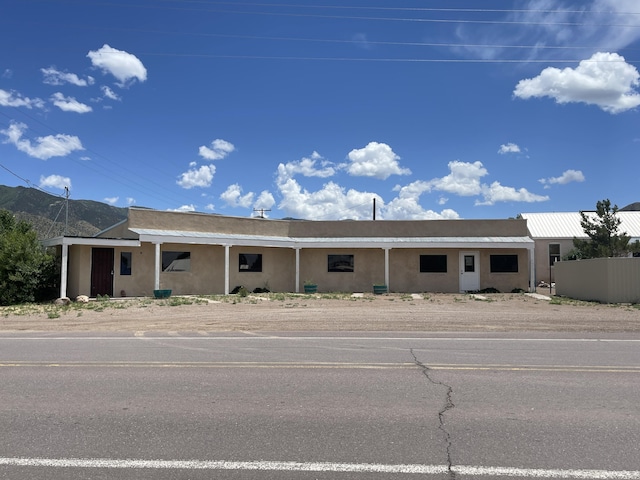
[87, 44, 147, 87]
[39, 174, 71, 191]
[413, 160, 548, 207]
[427, 160, 487, 196]
[177, 164, 216, 189]
[168, 205, 196, 212]
[347, 142, 411, 179]
[199, 139, 235, 161]
[1, 122, 83, 160]
[539, 169, 585, 188]
[477, 182, 549, 206]
[220, 184, 255, 208]
[0, 89, 45, 109]
[41, 67, 93, 86]
[51, 92, 92, 113]
[386, 181, 460, 220]
[101, 86, 121, 100]
[498, 143, 521, 154]
[278, 151, 337, 180]
[514, 52, 640, 113]
[104, 196, 119, 205]
[254, 190, 276, 210]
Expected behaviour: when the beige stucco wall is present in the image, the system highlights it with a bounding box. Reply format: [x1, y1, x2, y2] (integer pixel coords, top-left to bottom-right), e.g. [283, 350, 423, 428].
[120, 207, 528, 239]
[555, 257, 640, 303]
[532, 238, 574, 285]
[290, 218, 529, 238]
[124, 208, 292, 237]
[67, 245, 90, 299]
[478, 249, 530, 293]
[156, 243, 224, 296]
[299, 248, 386, 293]
[100, 220, 137, 239]
[114, 244, 155, 297]
[390, 249, 459, 293]
[228, 246, 296, 293]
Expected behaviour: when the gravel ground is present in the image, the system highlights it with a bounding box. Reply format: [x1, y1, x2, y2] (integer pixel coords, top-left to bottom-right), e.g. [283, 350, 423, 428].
[1, 291, 639, 333]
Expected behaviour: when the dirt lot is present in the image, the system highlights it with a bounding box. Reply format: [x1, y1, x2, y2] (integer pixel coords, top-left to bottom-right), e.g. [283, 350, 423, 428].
[1, 291, 639, 333]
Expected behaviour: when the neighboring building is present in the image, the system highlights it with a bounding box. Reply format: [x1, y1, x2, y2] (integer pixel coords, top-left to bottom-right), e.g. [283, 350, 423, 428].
[520, 211, 640, 285]
[43, 207, 535, 298]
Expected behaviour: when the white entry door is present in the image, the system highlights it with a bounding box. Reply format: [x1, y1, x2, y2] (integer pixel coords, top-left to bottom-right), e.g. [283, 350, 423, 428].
[459, 251, 480, 292]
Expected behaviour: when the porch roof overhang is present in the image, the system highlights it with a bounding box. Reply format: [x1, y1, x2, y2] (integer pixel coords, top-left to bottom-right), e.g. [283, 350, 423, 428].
[42, 236, 141, 248]
[130, 228, 534, 250]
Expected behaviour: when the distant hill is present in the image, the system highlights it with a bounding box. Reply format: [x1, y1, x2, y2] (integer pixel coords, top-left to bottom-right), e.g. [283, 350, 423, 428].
[621, 202, 640, 211]
[0, 185, 128, 239]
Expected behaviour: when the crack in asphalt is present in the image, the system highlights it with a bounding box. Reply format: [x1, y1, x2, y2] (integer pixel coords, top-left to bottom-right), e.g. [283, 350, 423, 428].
[411, 349, 456, 480]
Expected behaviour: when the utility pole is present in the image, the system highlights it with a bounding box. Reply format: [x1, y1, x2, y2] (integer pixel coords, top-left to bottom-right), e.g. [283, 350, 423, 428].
[64, 186, 70, 235]
[253, 208, 271, 219]
[373, 197, 376, 221]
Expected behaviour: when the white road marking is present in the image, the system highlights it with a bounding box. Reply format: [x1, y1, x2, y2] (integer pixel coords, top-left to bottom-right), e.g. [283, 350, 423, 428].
[1, 361, 639, 373]
[0, 458, 639, 478]
[1, 336, 640, 342]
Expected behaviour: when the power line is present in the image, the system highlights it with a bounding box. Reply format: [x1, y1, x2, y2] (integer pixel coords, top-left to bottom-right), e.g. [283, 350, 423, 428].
[138, 53, 640, 64]
[17, 0, 640, 28]
[0, 109, 201, 208]
[11, 22, 636, 54]
[0, 159, 65, 198]
[155, 1, 640, 17]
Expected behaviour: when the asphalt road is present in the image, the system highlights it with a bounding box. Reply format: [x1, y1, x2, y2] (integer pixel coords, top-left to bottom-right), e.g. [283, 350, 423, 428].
[1, 332, 639, 479]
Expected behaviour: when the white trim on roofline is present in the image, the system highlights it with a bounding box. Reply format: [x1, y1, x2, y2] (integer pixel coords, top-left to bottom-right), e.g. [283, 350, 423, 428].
[42, 236, 140, 248]
[130, 228, 533, 250]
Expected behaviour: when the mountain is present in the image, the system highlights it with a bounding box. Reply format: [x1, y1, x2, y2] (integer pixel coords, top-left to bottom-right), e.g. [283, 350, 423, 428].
[0, 185, 128, 238]
[621, 202, 640, 211]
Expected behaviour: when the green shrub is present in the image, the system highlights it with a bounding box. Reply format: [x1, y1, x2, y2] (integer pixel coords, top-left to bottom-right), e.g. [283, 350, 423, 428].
[0, 210, 56, 306]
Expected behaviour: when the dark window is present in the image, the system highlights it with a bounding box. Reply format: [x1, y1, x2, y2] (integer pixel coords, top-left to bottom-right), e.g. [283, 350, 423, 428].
[162, 251, 191, 272]
[464, 255, 475, 272]
[239, 253, 262, 272]
[120, 252, 132, 275]
[490, 254, 518, 273]
[328, 254, 354, 272]
[420, 255, 447, 273]
[549, 244, 561, 266]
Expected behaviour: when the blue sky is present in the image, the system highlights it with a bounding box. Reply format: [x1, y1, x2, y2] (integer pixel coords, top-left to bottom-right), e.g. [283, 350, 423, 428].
[1, 0, 639, 221]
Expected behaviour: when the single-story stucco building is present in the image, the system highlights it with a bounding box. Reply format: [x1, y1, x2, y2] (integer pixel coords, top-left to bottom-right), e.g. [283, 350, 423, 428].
[43, 207, 536, 298]
[520, 211, 640, 285]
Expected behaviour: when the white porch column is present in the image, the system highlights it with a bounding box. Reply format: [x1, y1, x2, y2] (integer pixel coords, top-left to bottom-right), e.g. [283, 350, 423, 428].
[224, 245, 230, 295]
[59, 243, 68, 298]
[295, 247, 300, 293]
[384, 247, 390, 290]
[154, 242, 161, 290]
[528, 246, 536, 293]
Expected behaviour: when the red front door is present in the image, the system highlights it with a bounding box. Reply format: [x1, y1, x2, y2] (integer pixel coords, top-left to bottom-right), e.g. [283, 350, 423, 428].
[91, 248, 114, 297]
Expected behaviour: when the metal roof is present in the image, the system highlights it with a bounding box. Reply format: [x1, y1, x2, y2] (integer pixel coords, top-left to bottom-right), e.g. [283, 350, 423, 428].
[130, 228, 533, 249]
[521, 212, 640, 239]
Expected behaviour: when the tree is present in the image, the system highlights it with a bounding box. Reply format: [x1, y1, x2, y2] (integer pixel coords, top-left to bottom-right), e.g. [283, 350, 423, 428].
[0, 209, 56, 305]
[570, 199, 630, 259]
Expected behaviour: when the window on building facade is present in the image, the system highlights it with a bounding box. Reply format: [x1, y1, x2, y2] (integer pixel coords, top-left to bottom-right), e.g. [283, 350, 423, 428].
[420, 254, 447, 273]
[239, 253, 262, 272]
[328, 254, 354, 272]
[490, 254, 518, 273]
[162, 251, 191, 272]
[549, 244, 561, 266]
[120, 252, 132, 275]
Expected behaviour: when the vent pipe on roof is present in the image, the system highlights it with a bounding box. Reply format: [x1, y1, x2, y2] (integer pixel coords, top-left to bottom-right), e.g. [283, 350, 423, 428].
[373, 197, 376, 221]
